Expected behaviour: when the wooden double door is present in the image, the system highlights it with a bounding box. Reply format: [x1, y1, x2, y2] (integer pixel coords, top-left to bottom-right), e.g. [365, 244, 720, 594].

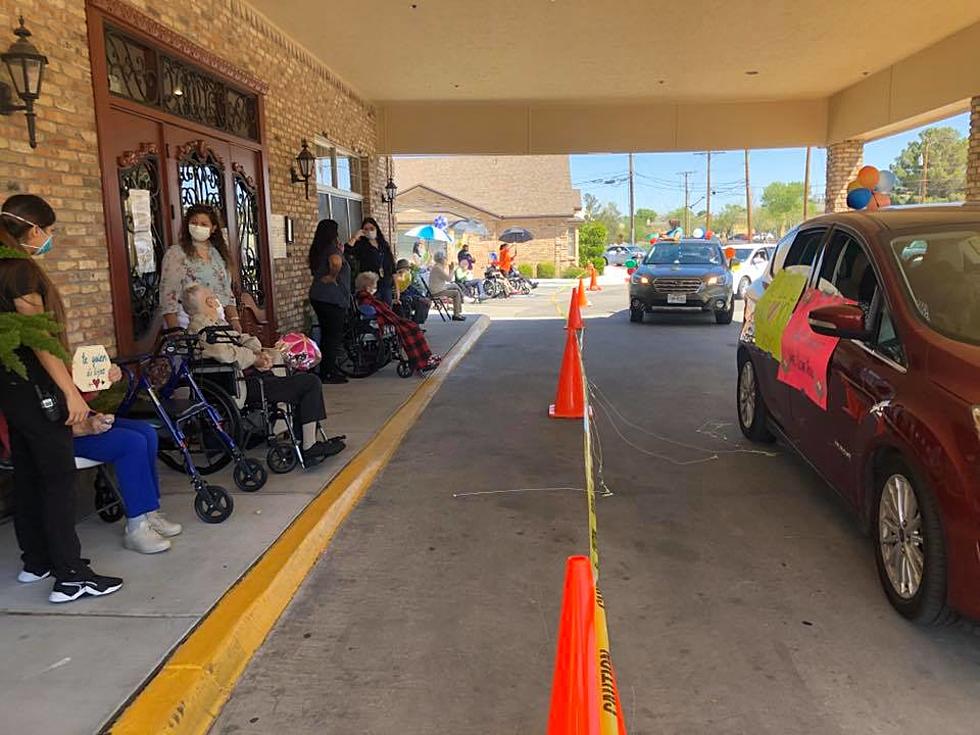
[101, 109, 276, 357]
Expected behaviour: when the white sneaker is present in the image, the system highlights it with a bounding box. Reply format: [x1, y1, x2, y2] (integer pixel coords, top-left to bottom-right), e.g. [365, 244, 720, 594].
[123, 519, 171, 554]
[147, 510, 182, 538]
[17, 568, 50, 583]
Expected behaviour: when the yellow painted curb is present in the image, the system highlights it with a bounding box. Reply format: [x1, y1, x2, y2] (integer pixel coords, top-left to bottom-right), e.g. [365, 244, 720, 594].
[107, 316, 490, 735]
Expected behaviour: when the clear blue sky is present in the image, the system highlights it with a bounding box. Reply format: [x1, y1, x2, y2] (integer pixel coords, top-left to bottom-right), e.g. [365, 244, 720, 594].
[570, 112, 971, 216]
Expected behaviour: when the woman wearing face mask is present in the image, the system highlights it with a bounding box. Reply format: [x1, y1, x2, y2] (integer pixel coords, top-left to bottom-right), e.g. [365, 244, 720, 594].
[159, 204, 240, 330]
[0, 194, 123, 603]
[347, 217, 398, 305]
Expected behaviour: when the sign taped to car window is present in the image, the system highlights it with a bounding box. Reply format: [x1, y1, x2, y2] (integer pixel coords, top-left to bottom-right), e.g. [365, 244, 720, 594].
[778, 288, 850, 409]
[753, 270, 807, 361]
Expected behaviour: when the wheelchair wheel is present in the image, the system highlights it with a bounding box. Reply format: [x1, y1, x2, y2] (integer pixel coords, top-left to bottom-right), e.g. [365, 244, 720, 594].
[194, 485, 233, 524]
[233, 457, 268, 492]
[158, 379, 242, 476]
[337, 327, 387, 378]
[267, 442, 298, 474]
[94, 473, 124, 523]
[397, 360, 414, 378]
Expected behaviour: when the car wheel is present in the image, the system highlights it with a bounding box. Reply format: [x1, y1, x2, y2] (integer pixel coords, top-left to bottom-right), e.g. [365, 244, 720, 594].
[736, 351, 774, 442]
[714, 298, 734, 325]
[873, 458, 954, 625]
[629, 306, 644, 323]
[737, 277, 751, 299]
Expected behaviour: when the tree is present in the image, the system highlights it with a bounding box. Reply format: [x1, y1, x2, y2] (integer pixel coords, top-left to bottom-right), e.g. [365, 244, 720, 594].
[593, 202, 623, 243]
[578, 220, 607, 266]
[582, 192, 602, 220]
[759, 181, 821, 236]
[711, 203, 747, 238]
[890, 126, 967, 204]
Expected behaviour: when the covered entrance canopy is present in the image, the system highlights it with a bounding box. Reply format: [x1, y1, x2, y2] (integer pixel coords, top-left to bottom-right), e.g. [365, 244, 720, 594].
[249, 0, 980, 153]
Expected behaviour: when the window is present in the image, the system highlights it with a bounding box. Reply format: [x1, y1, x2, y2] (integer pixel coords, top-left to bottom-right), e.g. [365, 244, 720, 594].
[783, 228, 826, 271]
[314, 138, 364, 243]
[875, 305, 906, 367]
[829, 236, 877, 308]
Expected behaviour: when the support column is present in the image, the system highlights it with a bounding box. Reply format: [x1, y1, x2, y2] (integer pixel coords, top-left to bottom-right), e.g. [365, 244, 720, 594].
[966, 96, 980, 204]
[824, 140, 864, 213]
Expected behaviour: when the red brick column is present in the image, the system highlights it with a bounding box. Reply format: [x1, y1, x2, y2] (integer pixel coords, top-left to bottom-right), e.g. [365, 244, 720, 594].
[967, 96, 980, 204]
[825, 140, 864, 213]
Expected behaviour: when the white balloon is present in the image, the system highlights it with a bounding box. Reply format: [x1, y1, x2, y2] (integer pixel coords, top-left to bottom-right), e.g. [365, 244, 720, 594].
[875, 170, 897, 194]
[692, 227, 705, 238]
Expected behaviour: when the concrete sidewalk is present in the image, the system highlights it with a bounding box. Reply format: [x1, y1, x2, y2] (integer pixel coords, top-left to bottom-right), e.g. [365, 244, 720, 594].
[0, 317, 481, 735]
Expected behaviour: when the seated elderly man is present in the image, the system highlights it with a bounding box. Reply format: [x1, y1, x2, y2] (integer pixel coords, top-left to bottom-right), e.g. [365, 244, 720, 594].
[182, 284, 340, 465]
[428, 251, 466, 321]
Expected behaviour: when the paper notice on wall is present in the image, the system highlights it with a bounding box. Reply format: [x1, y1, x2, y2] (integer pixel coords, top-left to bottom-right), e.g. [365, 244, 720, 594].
[269, 214, 288, 259]
[132, 231, 156, 274]
[72, 345, 112, 392]
[127, 189, 152, 232]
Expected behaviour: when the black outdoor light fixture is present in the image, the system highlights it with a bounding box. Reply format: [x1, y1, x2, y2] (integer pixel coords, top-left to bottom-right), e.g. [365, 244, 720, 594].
[382, 176, 398, 208]
[0, 17, 48, 149]
[290, 139, 316, 199]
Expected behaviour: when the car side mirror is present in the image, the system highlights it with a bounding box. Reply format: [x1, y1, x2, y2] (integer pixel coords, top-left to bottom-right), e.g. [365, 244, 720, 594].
[808, 304, 871, 341]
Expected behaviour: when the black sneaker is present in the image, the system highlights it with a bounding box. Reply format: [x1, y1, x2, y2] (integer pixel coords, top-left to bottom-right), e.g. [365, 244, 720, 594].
[18, 557, 90, 584]
[321, 374, 349, 385]
[49, 570, 123, 604]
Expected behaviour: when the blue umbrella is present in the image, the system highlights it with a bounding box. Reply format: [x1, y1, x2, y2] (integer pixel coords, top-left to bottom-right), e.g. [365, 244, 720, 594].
[404, 224, 453, 242]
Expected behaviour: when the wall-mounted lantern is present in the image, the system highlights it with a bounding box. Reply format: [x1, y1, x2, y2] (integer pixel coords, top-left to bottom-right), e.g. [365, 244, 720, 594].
[382, 177, 398, 211]
[290, 139, 316, 199]
[0, 18, 48, 149]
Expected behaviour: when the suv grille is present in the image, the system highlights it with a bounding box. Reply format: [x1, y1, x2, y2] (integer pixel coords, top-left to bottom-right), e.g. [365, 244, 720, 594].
[653, 278, 703, 294]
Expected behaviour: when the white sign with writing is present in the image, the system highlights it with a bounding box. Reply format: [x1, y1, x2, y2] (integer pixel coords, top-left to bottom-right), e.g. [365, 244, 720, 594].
[72, 345, 112, 392]
[126, 189, 156, 274]
[270, 214, 288, 259]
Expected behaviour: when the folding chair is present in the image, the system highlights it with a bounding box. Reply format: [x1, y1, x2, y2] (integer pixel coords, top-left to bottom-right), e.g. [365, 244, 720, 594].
[418, 270, 451, 323]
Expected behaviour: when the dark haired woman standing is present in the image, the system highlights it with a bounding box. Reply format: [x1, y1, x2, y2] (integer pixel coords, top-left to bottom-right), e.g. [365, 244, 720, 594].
[308, 219, 350, 384]
[0, 194, 122, 602]
[347, 217, 398, 305]
[160, 204, 241, 330]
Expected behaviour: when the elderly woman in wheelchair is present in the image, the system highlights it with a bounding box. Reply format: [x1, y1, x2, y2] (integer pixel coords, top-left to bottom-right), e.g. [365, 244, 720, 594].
[182, 284, 344, 468]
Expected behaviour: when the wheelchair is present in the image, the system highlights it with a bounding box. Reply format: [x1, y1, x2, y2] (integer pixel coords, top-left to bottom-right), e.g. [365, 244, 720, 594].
[336, 297, 414, 379]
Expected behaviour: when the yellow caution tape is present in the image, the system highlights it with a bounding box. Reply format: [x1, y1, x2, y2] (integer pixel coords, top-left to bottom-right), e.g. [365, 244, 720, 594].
[579, 335, 600, 583]
[595, 587, 624, 733]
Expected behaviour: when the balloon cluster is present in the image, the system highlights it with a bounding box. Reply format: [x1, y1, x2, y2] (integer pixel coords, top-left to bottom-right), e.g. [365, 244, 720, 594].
[846, 165, 895, 211]
[433, 215, 448, 230]
[691, 228, 716, 239]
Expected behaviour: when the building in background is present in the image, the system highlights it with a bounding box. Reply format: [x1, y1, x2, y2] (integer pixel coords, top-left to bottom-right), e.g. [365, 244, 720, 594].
[394, 156, 583, 271]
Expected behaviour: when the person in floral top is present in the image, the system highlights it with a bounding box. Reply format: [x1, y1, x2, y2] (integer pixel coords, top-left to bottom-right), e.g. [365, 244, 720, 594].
[159, 204, 241, 330]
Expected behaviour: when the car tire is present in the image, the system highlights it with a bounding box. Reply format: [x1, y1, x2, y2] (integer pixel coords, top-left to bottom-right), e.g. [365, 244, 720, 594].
[603, 257, 609, 266]
[737, 277, 751, 300]
[714, 298, 734, 325]
[736, 351, 775, 443]
[872, 457, 955, 626]
[629, 306, 644, 323]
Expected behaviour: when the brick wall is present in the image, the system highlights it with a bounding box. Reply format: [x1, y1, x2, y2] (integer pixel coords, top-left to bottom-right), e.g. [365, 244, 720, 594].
[967, 96, 980, 204]
[824, 140, 864, 213]
[0, 0, 382, 348]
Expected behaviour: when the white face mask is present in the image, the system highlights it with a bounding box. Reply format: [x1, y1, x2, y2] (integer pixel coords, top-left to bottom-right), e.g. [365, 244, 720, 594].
[364, 229, 377, 240]
[189, 224, 212, 243]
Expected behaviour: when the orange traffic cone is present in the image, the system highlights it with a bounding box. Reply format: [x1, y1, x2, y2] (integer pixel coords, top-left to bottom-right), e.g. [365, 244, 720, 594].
[566, 287, 584, 331]
[578, 278, 590, 308]
[588, 263, 602, 292]
[547, 556, 600, 735]
[549, 327, 585, 419]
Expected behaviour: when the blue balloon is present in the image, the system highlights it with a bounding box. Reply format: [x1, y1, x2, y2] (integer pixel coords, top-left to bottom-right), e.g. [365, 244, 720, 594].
[847, 187, 873, 210]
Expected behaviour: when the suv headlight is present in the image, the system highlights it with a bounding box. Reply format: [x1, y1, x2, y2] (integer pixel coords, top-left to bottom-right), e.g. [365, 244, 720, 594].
[705, 275, 724, 286]
[632, 275, 650, 284]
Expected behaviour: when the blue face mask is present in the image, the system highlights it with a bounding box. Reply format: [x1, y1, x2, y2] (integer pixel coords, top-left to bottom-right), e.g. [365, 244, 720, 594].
[33, 235, 53, 256]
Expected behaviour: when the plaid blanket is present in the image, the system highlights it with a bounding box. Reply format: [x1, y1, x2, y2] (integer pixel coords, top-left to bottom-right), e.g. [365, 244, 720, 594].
[357, 291, 432, 371]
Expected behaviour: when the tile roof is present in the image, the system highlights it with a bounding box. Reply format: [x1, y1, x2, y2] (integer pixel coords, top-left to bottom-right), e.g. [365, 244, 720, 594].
[394, 155, 582, 218]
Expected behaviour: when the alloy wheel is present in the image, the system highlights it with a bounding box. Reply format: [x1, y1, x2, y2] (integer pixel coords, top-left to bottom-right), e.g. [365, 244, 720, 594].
[878, 473, 925, 600]
[738, 360, 756, 428]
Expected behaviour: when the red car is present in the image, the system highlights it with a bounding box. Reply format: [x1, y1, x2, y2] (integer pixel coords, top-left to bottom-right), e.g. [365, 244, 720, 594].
[736, 206, 980, 624]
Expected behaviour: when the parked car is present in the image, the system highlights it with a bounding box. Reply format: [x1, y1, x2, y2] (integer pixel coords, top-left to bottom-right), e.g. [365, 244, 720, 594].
[730, 244, 775, 298]
[736, 205, 980, 624]
[629, 239, 734, 324]
[603, 243, 647, 266]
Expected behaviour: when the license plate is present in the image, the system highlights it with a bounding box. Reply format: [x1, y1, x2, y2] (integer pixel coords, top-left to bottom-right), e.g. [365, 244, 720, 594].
[667, 293, 687, 304]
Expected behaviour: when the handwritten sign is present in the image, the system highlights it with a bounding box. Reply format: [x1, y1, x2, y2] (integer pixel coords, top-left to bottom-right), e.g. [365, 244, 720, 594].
[753, 270, 807, 361]
[777, 289, 850, 409]
[72, 345, 112, 392]
[269, 214, 288, 259]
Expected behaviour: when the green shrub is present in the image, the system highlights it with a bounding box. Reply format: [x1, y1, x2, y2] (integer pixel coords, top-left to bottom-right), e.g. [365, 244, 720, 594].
[589, 257, 605, 275]
[537, 261, 556, 279]
[578, 221, 607, 267]
[517, 263, 536, 278]
[561, 265, 587, 279]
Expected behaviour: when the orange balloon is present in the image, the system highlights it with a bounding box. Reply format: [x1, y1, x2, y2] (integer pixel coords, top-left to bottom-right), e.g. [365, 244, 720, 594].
[866, 192, 891, 211]
[724, 246, 736, 260]
[846, 179, 863, 192]
[857, 165, 880, 189]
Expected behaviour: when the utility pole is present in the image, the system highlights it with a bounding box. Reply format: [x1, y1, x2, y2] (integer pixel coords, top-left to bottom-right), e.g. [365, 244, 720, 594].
[919, 140, 931, 203]
[628, 152, 636, 245]
[695, 151, 724, 230]
[744, 149, 753, 240]
[678, 170, 695, 233]
[802, 145, 812, 220]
